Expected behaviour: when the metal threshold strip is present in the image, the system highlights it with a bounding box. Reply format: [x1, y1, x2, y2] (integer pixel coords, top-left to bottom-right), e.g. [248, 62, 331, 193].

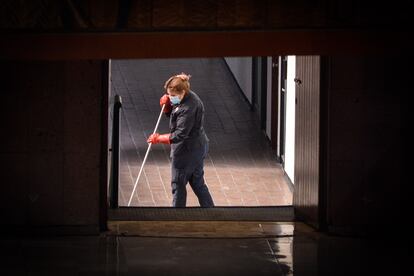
[108, 206, 294, 221]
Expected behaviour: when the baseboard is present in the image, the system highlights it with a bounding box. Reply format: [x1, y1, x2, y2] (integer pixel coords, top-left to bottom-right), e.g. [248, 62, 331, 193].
[109, 206, 295, 222]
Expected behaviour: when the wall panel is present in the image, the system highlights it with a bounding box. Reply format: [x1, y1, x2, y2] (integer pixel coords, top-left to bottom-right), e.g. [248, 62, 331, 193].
[0, 60, 107, 233]
[293, 56, 320, 227]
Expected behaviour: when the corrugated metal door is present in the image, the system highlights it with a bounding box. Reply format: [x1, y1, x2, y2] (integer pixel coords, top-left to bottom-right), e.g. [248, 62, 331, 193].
[293, 56, 320, 228]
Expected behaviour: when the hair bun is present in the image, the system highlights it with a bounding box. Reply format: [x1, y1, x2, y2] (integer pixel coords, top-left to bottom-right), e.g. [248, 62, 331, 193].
[176, 73, 191, 81]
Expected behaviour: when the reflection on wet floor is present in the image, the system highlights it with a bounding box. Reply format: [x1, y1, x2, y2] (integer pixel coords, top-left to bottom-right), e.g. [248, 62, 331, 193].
[1, 222, 409, 275]
[111, 58, 292, 207]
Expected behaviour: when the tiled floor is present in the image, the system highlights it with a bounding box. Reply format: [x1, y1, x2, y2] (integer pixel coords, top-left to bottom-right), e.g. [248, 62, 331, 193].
[111, 58, 292, 207]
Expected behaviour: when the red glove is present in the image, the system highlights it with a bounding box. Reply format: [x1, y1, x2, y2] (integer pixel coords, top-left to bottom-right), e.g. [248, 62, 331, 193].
[160, 94, 172, 113]
[147, 133, 171, 144]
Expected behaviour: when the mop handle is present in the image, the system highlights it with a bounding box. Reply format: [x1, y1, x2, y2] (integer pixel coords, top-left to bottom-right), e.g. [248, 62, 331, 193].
[127, 104, 166, 206]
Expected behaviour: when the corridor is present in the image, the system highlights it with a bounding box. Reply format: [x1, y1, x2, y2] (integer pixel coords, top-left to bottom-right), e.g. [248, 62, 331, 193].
[111, 58, 292, 207]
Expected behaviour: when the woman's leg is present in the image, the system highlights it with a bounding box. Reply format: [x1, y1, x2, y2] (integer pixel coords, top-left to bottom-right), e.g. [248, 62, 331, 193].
[171, 167, 188, 207]
[189, 143, 214, 207]
[189, 164, 214, 207]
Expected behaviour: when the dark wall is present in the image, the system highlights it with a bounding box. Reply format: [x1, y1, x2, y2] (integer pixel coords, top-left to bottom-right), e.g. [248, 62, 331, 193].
[0, 60, 108, 233]
[0, 1, 409, 237]
[0, 0, 411, 31]
[324, 56, 405, 236]
[1, 1, 411, 60]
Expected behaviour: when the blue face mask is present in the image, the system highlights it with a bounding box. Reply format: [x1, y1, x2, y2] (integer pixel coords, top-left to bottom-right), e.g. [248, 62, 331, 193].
[169, 95, 181, 105]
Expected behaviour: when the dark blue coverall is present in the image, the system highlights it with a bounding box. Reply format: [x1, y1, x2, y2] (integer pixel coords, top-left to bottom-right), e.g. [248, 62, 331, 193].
[166, 91, 215, 207]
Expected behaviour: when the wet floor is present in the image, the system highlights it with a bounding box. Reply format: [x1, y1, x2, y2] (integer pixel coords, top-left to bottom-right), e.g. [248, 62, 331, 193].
[1, 221, 409, 275]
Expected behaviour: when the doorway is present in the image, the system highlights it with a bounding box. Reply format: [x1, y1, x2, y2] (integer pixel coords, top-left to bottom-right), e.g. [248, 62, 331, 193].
[110, 58, 293, 207]
[271, 56, 296, 186]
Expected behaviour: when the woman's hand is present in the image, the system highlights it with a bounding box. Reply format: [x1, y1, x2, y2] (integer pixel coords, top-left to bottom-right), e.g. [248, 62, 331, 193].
[147, 133, 171, 144]
[160, 94, 172, 113]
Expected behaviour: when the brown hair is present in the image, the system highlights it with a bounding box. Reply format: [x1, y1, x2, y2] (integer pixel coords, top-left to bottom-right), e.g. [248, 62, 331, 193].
[164, 73, 191, 94]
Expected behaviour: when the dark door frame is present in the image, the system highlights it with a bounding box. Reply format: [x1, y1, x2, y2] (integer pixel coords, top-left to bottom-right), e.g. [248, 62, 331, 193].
[270, 56, 279, 155]
[2, 30, 407, 60]
[252, 57, 268, 131]
[279, 56, 288, 166]
[2, 30, 407, 231]
[260, 57, 268, 131]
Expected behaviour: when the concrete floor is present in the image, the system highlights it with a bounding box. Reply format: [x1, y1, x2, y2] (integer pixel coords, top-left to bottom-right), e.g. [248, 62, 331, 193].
[111, 58, 292, 207]
[1, 221, 409, 275]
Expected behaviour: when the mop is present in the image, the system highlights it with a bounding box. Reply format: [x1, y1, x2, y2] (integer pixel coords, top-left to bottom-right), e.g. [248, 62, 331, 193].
[127, 104, 166, 206]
